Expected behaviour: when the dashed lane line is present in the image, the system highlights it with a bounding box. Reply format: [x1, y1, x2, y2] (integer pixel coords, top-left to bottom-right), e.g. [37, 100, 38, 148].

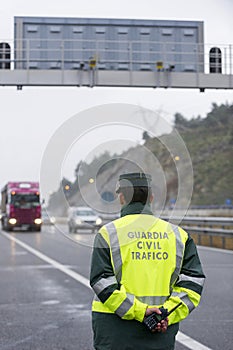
[1, 231, 213, 350]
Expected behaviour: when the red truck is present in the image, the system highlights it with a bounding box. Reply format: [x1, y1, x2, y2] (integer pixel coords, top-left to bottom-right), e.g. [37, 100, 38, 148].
[1, 182, 42, 232]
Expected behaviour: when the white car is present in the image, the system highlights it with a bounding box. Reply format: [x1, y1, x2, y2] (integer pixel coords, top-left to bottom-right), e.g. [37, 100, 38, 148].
[68, 206, 102, 233]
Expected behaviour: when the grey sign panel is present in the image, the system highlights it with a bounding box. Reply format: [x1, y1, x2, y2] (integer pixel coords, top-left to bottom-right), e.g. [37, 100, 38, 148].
[14, 17, 204, 72]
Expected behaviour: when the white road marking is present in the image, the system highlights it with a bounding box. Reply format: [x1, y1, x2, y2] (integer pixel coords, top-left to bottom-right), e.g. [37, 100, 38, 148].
[177, 331, 212, 350]
[1, 231, 214, 350]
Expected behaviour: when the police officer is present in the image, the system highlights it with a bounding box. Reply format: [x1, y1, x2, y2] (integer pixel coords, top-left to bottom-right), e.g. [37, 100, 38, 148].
[90, 173, 205, 350]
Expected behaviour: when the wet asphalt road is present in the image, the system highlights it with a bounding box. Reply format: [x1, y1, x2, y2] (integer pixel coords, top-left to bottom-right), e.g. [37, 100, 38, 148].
[0, 224, 232, 350]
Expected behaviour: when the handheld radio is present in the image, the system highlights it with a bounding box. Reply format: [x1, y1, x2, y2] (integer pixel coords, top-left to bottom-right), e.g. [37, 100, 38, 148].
[143, 302, 182, 332]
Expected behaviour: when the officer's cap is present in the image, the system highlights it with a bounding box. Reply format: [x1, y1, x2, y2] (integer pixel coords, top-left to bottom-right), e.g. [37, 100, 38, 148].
[116, 172, 152, 193]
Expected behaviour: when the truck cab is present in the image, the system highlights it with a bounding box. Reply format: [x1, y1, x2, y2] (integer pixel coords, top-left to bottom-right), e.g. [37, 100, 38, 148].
[1, 182, 42, 232]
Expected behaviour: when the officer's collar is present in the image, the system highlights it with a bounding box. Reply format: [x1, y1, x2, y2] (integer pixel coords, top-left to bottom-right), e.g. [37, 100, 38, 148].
[120, 202, 153, 217]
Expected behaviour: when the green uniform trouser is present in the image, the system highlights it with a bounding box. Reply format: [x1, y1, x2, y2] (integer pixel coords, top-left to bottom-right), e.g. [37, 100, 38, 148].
[92, 312, 179, 350]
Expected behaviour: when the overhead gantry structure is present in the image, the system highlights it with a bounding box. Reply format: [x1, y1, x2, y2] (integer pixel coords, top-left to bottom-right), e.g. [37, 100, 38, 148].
[0, 16, 232, 91]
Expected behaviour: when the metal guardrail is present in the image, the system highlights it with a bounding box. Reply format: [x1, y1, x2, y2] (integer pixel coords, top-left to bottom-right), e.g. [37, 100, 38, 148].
[162, 216, 233, 249]
[161, 216, 233, 228]
[182, 226, 233, 236]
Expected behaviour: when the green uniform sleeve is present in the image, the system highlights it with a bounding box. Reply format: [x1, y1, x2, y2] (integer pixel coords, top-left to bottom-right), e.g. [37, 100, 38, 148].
[90, 232, 147, 322]
[163, 233, 205, 325]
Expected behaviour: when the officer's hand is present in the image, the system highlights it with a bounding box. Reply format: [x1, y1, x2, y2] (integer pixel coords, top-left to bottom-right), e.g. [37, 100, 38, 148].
[145, 307, 161, 317]
[155, 318, 168, 333]
[144, 308, 168, 333]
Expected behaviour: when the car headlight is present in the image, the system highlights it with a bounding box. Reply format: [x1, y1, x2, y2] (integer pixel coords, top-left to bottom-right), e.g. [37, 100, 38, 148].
[9, 218, 17, 225]
[34, 218, 42, 225]
[96, 218, 102, 226]
[75, 219, 83, 225]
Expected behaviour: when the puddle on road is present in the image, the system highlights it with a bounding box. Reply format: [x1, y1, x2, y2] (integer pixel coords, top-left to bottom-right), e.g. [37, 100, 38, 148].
[41, 300, 60, 305]
[14, 251, 28, 256]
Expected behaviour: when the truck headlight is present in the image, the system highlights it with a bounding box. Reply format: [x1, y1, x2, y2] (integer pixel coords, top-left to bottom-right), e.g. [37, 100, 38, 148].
[9, 218, 17, 225]
[34, 218, 42, 225]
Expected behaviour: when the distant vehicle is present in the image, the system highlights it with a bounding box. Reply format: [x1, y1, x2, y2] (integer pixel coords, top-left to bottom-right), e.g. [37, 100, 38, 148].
[41, 208, 56, 225]
[68, 206, 102, 233]
[1, 182, 42, 232]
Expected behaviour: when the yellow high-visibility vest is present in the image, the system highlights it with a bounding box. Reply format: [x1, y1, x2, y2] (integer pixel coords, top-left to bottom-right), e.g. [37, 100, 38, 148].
[92, 214, 203, 324]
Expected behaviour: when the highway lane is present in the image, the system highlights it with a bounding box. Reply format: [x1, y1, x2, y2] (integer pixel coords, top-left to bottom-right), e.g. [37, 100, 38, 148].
[0, 225, 93, 350]
[0, 224, 232, 350]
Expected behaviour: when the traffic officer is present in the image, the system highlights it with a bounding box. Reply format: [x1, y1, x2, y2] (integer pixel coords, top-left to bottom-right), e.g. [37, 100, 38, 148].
[90, 172, 205, 350]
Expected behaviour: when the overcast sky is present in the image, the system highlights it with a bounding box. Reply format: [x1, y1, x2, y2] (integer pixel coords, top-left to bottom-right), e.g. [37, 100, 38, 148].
[0, 0, 232, 200]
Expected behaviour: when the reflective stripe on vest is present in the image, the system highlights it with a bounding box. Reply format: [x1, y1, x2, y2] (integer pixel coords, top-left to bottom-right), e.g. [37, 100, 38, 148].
[178, 274, 205, 287]
[92, 275, 118, 295]
[169, 225, 185, 289]
[171, 291, 195, 313]
[94, 291, 169, 306]
[93, 293, 135, 317]
[115, 293, 135, 317]
[138, 296, 168, 305]
[94, 292, 168, 306]
[106, 222, 122, 283]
